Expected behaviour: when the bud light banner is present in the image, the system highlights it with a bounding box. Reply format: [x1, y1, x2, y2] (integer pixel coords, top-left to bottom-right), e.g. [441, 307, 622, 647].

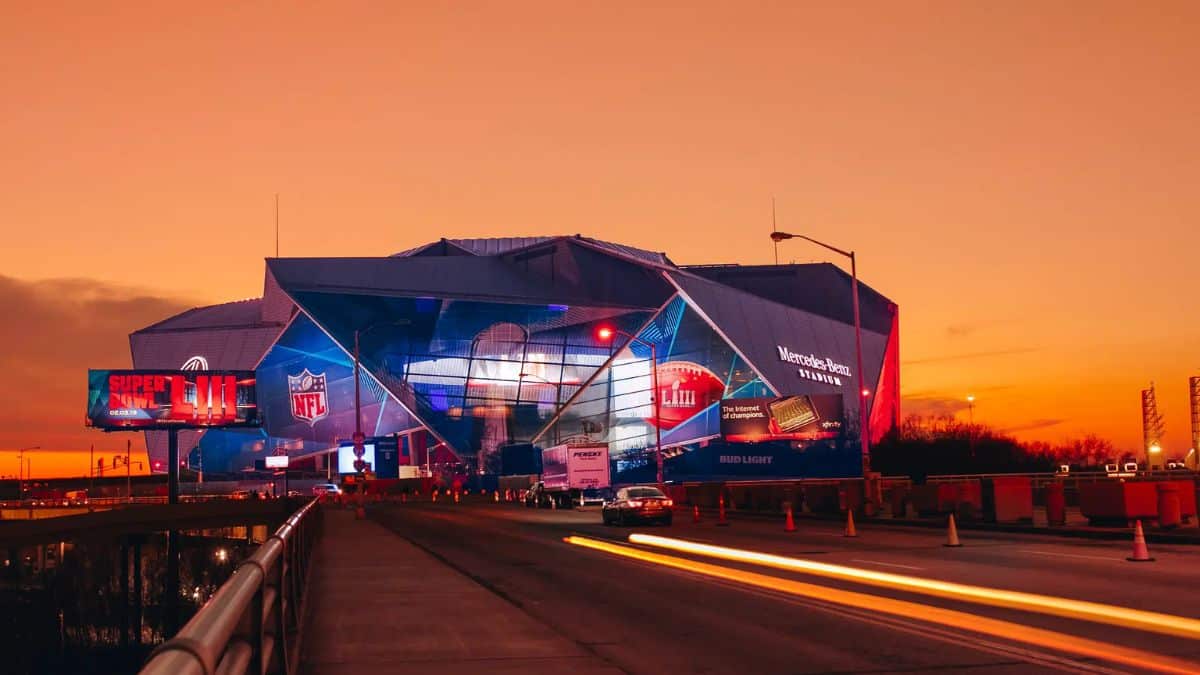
[86, 369, 259, 430]
[720, 394, 844, 442]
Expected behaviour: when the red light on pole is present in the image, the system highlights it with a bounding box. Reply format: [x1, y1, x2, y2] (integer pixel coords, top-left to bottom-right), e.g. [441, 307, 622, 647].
[596, 326, 614, 342]
[861, 389, 870, 398]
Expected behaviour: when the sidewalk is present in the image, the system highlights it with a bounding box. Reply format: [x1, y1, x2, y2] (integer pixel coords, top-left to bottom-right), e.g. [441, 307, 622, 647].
[300, 508, 621, 674]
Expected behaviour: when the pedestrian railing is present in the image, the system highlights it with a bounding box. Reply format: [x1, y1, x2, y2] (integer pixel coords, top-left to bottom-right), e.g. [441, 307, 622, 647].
[140, 497, 322, 675]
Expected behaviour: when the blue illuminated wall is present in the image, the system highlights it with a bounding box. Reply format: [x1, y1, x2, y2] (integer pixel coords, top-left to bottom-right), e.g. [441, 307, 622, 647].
[281, 292, 653, 470]
[256, 314, 419, 454]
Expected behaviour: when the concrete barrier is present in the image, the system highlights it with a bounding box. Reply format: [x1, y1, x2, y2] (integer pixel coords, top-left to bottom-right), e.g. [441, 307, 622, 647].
[982, 477, 1033, 524]
[1079, 482, 1158, 525]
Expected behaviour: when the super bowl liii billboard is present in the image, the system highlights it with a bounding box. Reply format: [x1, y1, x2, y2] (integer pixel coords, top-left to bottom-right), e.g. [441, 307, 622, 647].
[86, 369, 259, 430]
[719, 395, 844, 442]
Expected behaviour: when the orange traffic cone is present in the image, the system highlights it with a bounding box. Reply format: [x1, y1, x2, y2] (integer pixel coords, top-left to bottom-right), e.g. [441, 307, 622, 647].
[785, 505, 797, 532]
[494, 490, 499, 503]
[1127, 520, 1155, 562]
[454, 491, 460, 503]
[717, 495, 729, 526]
[432, 490, 438, 502]
[401, 493, 407, 503]
[843, 510, 857, 537]
[944, 513, 962, 547]
[692, 505, 701, 523]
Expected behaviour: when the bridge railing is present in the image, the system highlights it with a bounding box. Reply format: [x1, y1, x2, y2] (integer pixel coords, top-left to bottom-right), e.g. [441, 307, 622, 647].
[140, 497, 323, 675]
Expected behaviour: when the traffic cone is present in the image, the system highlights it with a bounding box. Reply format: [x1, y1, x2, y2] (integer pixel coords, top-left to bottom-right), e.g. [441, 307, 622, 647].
[1127, 520, 1155, 562]
[454, 491, 460, 503]
[401, 493, 407, 503]
[785, 505, 797, 532]
[551, 497, 557, 510]
[693, 505, 701, 523]
[494, 490, 499, 503]
[432, 490, 438, 502]
[843, 510, 857, 537]
[717, 495, 729, 526]
[944, 513, 962, 547]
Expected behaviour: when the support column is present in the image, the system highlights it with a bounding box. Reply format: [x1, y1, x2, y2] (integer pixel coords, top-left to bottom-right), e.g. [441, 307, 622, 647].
[167, 428, 179, 505]
[132, 539, 143, 644]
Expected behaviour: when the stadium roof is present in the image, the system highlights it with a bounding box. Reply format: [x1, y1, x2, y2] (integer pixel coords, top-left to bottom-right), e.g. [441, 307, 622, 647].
[133, 298, 275, 334]
[394, 235, 675, 268]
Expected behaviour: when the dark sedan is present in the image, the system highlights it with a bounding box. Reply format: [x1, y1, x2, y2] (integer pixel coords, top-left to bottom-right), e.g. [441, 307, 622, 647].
[602, 486, 673, 526]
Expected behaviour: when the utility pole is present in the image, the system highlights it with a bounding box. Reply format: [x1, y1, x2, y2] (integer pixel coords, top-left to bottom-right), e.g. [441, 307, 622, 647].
[126, 439, 132, 504]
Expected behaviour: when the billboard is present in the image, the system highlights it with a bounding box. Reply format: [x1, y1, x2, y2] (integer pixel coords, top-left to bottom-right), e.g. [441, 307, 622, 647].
[719, 395, 844, 442]
[337, 441, 375, 474]
[86, 369, 259, 430]
[265, 455, 289, 469]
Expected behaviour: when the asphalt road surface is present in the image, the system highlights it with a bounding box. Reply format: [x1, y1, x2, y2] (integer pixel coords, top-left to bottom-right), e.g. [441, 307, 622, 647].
[370, 499, 1200, 674]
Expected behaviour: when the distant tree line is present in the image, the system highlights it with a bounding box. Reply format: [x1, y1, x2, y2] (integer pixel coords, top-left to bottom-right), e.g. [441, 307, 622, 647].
[869, 415, 1126, 480]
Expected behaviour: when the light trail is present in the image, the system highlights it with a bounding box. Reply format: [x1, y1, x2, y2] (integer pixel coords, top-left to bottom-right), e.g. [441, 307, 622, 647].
[627, 533, 1200, 641]
[565, 535, 1200, 674]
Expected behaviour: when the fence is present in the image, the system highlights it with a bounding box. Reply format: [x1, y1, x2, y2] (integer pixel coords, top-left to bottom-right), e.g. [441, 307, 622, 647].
[139, 498, 322, 675]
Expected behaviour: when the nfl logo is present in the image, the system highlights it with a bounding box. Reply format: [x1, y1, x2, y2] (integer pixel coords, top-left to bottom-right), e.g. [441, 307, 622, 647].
[288, 369, 329, 426]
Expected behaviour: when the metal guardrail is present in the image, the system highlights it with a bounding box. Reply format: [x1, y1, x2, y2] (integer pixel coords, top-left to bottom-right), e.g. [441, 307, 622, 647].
[140, 498, 322, 675]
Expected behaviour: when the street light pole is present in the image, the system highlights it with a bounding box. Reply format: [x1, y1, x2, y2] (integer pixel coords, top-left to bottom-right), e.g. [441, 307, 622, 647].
[966, 395, 976, 459]
[597, 328, 663, 485]
[17, 446, 40, 500]
[770, 232, 870, 476]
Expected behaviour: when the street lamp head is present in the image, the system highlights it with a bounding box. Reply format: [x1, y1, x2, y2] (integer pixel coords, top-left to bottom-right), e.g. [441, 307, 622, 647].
[769, 231, 795, 242]
[861, 389, 870, 398]
[1149, 444, 1162, 454]
[966, 395, 975, 403]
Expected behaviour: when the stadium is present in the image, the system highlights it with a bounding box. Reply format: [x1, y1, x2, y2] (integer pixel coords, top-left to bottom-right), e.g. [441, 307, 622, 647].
[129, 235, 900, 483]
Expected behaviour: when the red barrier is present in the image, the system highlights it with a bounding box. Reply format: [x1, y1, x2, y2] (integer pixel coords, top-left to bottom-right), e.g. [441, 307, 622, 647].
[984, 477, 1033, 524]
[1044, 482, 1066, 526]
[1158, 483, 1182, 528]
[1079, 482, 1158, 525]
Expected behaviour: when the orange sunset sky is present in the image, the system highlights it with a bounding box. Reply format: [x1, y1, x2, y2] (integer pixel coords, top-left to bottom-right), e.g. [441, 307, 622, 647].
[2, 2, 1197, 477]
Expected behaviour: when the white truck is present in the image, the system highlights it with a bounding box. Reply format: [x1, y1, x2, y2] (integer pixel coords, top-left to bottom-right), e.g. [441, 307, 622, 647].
[526, 443, 611, 508]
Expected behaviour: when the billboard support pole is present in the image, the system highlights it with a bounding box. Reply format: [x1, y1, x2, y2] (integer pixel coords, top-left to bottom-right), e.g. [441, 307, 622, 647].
[168, 428, 179, 505]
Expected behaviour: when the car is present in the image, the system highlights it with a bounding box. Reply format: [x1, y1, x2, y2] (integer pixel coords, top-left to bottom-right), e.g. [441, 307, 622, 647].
[602, 486, 673, 526]
[312, 483, 342, 497]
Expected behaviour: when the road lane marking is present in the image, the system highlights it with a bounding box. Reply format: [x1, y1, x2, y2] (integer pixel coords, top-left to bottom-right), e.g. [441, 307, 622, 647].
[565, 536, 1198, 675]
[1020, 549, 1122, 562]
[626, 533, 1200, 641]
[850, 559, 925, 570]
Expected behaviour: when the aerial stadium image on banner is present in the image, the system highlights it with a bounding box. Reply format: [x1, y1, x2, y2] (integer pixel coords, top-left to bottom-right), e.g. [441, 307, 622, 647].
[128, 236, 899, 482]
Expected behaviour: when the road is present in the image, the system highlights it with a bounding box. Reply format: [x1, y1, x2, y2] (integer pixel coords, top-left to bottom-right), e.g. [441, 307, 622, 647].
[369, 499, 1200, 674]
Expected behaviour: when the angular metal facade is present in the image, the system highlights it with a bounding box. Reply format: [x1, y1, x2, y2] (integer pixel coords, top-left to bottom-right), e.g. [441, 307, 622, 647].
[131, 235, 899, 479]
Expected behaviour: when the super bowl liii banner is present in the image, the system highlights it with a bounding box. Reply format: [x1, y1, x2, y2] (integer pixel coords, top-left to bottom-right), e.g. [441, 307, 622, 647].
[86, 369, 259, 430]
[719, 395, 844, 442]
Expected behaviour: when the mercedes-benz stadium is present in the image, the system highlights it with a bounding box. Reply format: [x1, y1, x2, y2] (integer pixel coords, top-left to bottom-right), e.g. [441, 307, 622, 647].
[129, 235, 899, 483]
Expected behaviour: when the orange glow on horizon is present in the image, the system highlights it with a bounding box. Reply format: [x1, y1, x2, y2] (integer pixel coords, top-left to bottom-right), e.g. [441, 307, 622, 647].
[2, 4, 1198, 460]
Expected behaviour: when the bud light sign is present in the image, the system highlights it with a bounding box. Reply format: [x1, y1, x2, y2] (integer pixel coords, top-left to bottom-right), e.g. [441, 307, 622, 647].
[86, 369, 259, 430]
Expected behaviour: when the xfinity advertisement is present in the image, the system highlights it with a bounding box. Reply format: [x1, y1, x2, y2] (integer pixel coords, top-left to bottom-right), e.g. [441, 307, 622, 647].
[719, 395, 845, 442]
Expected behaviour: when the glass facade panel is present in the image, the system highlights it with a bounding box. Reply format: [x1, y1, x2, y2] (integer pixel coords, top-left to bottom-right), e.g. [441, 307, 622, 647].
[540, 296, 775, 483]
[285, 291, 654, 468]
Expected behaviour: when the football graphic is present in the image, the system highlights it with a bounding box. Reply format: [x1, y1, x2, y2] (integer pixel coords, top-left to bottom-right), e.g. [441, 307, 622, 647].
[647, 361, 726, 430]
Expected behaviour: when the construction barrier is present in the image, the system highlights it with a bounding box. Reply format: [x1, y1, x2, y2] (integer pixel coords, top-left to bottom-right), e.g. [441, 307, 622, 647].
[1044, 481, 1066, 526]
[1157, 483, 1182, 528]
[982, 477, 1033, 524]
[1079, 482, 1158, 526]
